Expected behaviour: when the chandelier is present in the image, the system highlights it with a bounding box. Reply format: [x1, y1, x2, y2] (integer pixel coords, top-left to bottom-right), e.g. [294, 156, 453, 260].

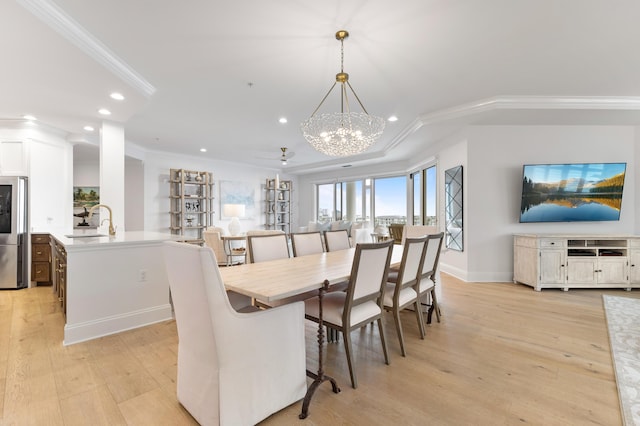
[301, 30, 385, 157]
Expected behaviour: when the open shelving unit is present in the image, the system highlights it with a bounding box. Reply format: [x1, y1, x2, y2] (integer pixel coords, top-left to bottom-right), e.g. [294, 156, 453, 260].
[265, 178, 292, 234]
[169, 168, 214, 244]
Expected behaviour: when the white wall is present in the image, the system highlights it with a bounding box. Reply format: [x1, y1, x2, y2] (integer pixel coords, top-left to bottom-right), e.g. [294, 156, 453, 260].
[125, 159, 144, 231]
[29, 138, 73, 233]
[435, 135, 469, 280]
[140, 150, 296, 235]
[466, 125, 636, 282]
[295, 124, 638, 283]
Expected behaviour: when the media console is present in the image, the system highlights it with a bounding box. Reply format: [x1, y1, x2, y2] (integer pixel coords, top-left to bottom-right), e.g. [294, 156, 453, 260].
[513, 234, 640, 291]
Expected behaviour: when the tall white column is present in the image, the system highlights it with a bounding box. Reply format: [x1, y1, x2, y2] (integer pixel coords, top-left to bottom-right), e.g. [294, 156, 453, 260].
[346, 181, 356, 222]
[99, 121, 125, 233]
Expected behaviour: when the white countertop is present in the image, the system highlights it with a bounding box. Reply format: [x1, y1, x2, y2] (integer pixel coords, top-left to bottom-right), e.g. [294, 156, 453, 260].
[49, 230, 183, 251]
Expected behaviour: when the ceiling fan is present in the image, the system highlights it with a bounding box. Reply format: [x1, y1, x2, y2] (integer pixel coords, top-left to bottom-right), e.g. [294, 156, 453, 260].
[279, 147, 294, 165]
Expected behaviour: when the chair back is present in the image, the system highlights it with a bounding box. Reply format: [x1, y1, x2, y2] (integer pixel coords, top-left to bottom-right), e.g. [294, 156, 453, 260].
[162, 242, 223, 424]
[163, 240, 307, 425]
[393, 236, 429, 296]
[247, 233, 290, 263]
[324, 229, 351, 252]
[388, 224, 404, 244]
[343, 240, 394, 326]
[291, 231, 324, 257]
[419, 232, 444, 290]
[203, 227, 226, 265]
[401, 225, 438, 245]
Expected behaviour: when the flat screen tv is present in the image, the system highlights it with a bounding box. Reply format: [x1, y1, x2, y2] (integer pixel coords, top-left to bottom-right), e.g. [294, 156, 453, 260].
[520, 162, 626, 223]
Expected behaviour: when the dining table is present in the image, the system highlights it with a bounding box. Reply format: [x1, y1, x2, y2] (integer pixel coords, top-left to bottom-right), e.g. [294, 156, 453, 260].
[219, 245, 403, 419]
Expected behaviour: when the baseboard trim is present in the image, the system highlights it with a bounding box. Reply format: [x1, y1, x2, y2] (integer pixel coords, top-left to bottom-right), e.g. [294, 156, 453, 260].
[63, 304, 173, 345]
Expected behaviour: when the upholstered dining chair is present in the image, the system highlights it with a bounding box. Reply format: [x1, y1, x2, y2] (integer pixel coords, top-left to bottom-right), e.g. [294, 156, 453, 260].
[203, 227, 228, 266]
[388, 224, 404, 245]
[418, 232, 444, 324]
[291, 231, 324, 257]
[162, 241, 307, 426]
[247, 233, 289, 263]
[245, 229, 285, 263]
[401, 225, 438, 245]
[324, 229, 351, 252]
[383, 236, 428, 357]
[304, 240, 395, 389]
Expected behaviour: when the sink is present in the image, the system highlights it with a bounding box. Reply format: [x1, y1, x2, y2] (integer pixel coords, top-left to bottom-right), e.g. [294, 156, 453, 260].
[64, 234, 107, 238]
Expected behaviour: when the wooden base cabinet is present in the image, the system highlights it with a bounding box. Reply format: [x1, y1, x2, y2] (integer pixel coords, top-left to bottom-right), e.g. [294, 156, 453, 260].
[51, 237, 67, 317]
[514, 234, 639, 291]
[31, 234, 51, 285]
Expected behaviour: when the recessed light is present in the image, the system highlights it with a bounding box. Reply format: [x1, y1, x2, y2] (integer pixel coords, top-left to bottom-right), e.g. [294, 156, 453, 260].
[279, 117, 288, 124]
[110, 92, 125, 101]
[83, 126, 95, 132]
[200, 148, 207, 153]
[98, 108, 111, 115]
[23, 115, 36, 121]
[388, 115, 398, 122]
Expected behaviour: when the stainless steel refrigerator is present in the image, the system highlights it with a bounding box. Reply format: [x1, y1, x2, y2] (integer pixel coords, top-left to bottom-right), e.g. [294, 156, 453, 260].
[0, 177, 28, 289]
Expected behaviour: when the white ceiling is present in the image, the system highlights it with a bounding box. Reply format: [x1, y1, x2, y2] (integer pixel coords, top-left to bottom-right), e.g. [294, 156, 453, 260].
[4, 0, 640, 173]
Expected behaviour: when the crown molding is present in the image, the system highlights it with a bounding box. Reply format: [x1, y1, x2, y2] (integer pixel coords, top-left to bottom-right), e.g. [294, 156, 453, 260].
[16, 0, 156, 98]
[380, 95, 640, 155]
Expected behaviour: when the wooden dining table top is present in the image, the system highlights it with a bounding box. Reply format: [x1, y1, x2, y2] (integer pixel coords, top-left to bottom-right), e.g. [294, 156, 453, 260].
[219, 245, 403, 304]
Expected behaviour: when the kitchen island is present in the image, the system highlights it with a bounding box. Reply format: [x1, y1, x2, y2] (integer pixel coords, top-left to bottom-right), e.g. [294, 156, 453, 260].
[50, 231, 182, 345]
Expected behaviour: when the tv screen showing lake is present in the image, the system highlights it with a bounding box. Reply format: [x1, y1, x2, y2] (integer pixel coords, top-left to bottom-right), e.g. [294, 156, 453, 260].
[520, 163, 626, 223]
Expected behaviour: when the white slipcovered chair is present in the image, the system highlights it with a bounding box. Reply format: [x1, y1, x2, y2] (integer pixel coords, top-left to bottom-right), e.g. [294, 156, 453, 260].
[162, 241, 307, 426]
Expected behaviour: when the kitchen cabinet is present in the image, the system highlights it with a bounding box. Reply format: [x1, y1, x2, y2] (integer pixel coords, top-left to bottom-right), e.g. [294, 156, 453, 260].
[31, 233, 51, 285]
[51, 237, 67, 317]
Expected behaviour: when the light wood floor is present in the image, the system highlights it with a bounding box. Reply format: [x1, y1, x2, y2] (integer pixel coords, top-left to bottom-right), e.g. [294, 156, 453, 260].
[0, 274, 633, 425]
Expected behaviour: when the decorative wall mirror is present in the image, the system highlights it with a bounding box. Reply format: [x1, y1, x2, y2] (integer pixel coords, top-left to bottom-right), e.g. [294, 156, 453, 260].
[445, 165, 463, 251]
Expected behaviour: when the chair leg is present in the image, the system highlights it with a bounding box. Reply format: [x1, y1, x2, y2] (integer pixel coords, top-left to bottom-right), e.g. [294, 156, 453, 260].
[392, 308, 406, 357]
[429, 288, 441, 323]
[414, 301, 425, 339]
[342, 329, 357, 389]
[376, 318, 390, 365]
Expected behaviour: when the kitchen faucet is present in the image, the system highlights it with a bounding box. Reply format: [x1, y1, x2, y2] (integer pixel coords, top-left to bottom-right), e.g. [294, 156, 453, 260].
[88, 204, 116, 236]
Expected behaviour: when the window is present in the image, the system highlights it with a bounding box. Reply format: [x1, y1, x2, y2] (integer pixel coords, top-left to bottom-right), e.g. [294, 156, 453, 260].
[317, 180, 370, 223]
[424, 165, 437, 225]
[317, 183, 333, 223]
[410, 164, 437, 226]
[412, 171, 422, 225]
[373, 175, 407, 226]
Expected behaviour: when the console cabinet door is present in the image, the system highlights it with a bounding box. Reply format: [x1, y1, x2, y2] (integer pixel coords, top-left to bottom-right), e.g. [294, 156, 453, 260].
[566, 258, 596, 285]
[539, 250, 565, 284]
[630, 250, 640, 284]
[598, 258, 628, 284]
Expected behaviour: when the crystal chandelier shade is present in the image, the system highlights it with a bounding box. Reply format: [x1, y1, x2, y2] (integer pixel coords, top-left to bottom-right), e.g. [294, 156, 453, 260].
[301, 30, 385, 157]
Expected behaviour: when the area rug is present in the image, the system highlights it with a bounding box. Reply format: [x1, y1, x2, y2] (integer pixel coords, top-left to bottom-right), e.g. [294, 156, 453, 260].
[603, 295, 640, 425]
